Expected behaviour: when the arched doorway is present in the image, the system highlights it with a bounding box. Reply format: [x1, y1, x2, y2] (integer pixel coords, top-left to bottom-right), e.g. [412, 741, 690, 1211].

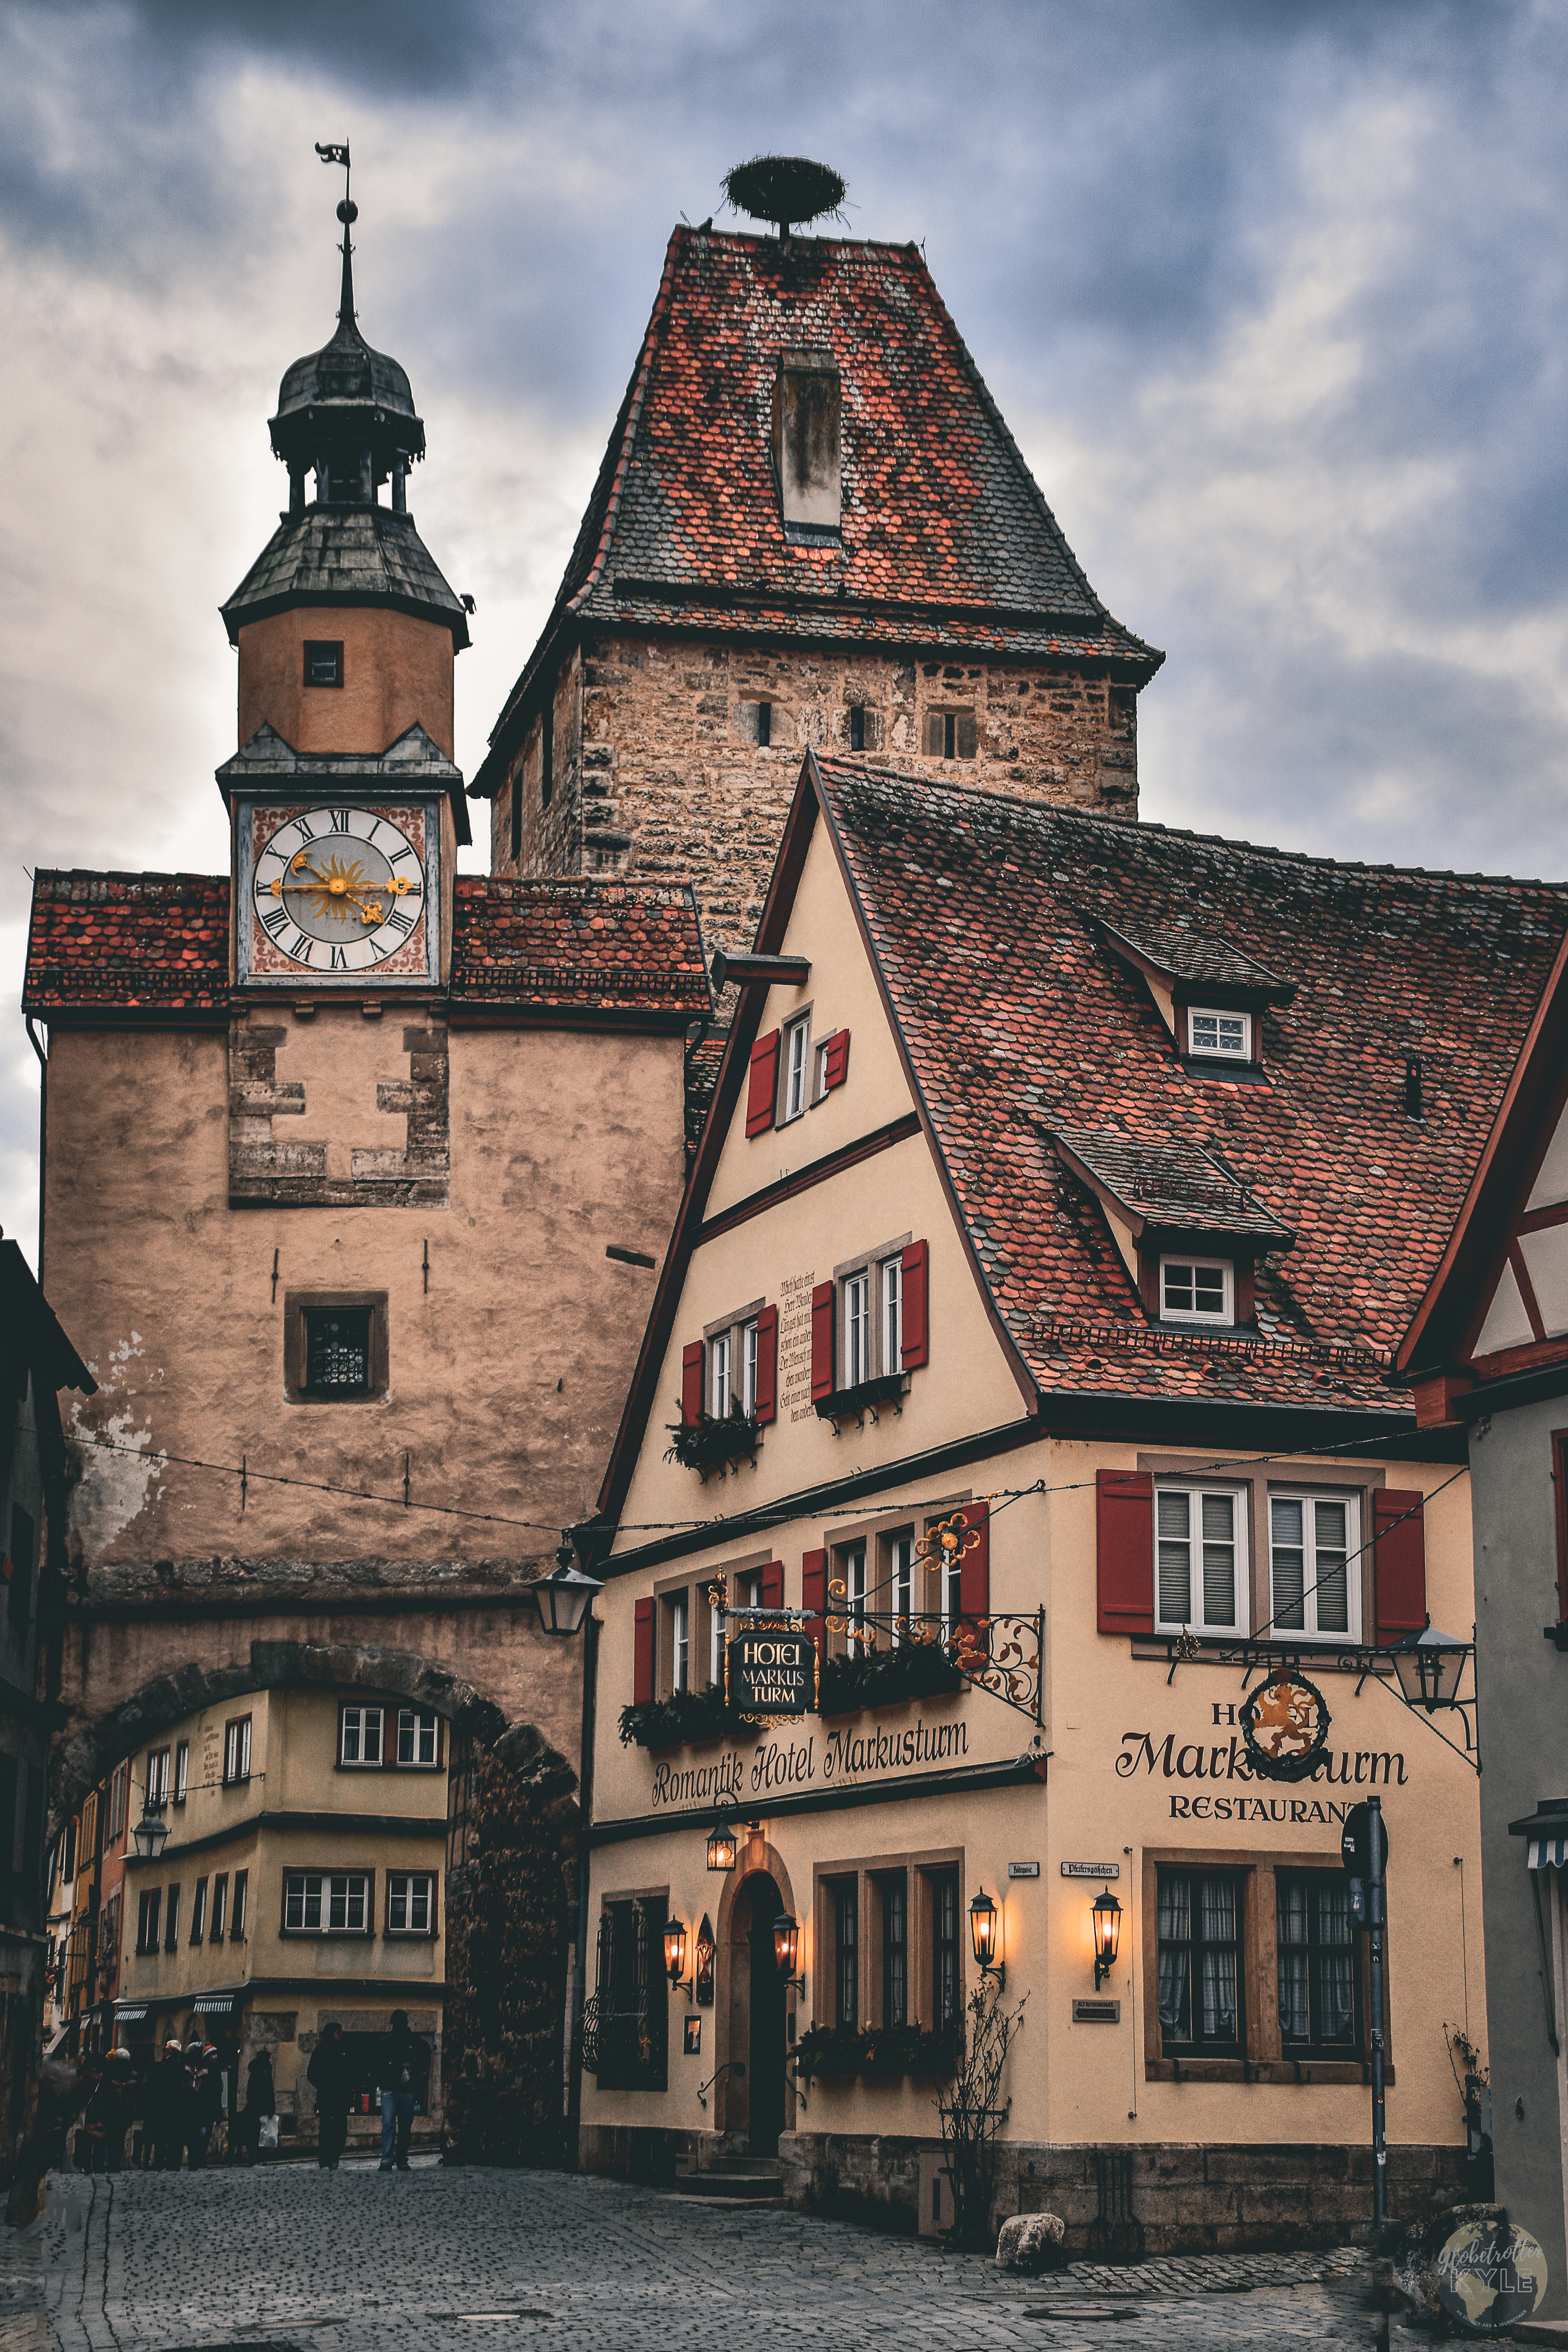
[730, 1869, 786, 2157]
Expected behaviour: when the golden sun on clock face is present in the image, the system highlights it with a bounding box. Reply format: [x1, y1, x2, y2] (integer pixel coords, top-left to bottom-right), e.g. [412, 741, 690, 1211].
[251, 806, 426, 975]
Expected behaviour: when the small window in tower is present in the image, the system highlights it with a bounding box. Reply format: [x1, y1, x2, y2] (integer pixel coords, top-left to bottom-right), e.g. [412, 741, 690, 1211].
[756, 702, 772, 748]
[286, 1290, 388, 1403]
[923, 710, 977, 760]
[305, 1309, 371, 1395]
[541, 708, 554, 812]
[304, 642, 344, 690]
[849, 705, 865, 752]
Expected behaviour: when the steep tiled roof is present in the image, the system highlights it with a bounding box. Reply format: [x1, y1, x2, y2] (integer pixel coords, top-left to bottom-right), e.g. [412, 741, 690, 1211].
[449, 878, 709, 1019]
[476, 228, 1160, 795]
[221, 507, 469, 647]
[22, 873, 231, 1017]
[22, 872, 708, 1025]
[1050, 1129, 1295, 1248]
[1100, 916, 1295, 999]
[812, 758, 1568, 1413]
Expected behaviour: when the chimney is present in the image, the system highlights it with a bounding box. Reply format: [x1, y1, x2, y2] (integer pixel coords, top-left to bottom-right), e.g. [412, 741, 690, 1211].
[772, 348, 841, 531]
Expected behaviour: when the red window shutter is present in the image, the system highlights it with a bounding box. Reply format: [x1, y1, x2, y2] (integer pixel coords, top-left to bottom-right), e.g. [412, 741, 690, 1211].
[681, 1341, 704, 1427]
[1373, 1490, 1427, 1646]
[760, 1560, 784, 1612]
[823, 1029, 851, 1090]
[958, 1499, 990, 1619]
[746, 1031, 780, 1137]
[755, 1305, 778, 1425]
[901, 1239, 930, 1369]
[802, 1549, 828, 1664]
[1096, 1468, 1154, 1638]
[633, 1598, 655, 1705]
[811, 1281, 835, 1400]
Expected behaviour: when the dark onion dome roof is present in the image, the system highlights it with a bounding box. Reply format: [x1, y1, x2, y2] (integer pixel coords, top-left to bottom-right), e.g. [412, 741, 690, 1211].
[221, 505, 469, 649]
[268, 221, 425, 468]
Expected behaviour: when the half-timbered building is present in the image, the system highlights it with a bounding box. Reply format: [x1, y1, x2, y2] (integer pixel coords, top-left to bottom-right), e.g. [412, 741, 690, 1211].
[575, 752, 1568, 2249]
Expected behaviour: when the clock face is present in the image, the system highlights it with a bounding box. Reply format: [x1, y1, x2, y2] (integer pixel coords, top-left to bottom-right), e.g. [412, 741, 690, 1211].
[249, 805, 429, 977]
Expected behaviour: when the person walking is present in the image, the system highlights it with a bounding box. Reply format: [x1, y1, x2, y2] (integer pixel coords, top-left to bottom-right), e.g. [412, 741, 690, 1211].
[234, 2047, 276, 2164]
[307, 2022, 352, 2169]
[86, 2050, 137, 2174]
[149, 2039, 186, 2171]
[181, 2039, 213, 2170]
[378, 2010, 420, 2172]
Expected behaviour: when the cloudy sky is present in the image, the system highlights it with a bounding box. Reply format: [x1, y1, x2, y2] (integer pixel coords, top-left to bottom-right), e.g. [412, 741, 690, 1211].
[3, 0, 1566, 1265]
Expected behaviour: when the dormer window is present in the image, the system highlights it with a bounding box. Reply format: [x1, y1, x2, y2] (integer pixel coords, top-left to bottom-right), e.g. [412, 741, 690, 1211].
[772, 348, 841, 533]
[1188, 1009, 1250, 1062]
[1160, 1256, 1234, 1324]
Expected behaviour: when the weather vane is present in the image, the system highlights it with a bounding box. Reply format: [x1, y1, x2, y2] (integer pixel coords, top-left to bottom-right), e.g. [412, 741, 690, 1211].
[315, 143, 357, 322]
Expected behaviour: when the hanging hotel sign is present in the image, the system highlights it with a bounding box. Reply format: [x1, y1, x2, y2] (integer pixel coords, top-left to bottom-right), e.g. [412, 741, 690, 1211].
[1240, 1669, 1333, 1784]
[725, 1622, 817, 1724]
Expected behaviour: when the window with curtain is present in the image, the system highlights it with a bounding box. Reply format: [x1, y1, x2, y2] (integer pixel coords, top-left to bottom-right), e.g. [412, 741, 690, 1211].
[1157, 1868, 1244, 2055]
[932, 1868, 960, 2034]
[1277, 1872, 1359, 2051]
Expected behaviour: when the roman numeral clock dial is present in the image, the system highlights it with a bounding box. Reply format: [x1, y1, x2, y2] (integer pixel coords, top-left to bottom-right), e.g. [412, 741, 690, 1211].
[247, 806, 431, 979]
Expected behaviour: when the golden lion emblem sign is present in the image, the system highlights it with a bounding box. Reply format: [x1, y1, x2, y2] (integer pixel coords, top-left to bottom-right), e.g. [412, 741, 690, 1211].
[1239, 1669, 1333, 1783]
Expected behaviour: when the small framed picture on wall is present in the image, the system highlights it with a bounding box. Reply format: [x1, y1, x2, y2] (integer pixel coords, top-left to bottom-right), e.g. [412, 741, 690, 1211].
[684, 2016, 702, 2056]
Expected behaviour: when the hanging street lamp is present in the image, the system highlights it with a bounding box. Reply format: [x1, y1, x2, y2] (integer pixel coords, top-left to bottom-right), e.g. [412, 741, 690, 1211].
[1092, 1889, 1122, 1990]
[663, 1917, 694, 1994]
[131, 1800, 169, 1861]
[528, 1542, 603, 1637]
[1385, 1618, 1472, 1715]
[706, 1817, 737, 1873]
[773, 1913, 804, 1990]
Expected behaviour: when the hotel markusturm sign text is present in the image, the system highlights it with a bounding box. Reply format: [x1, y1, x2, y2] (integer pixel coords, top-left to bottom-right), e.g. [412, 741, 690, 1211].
[1121, 1701, 1409, 1827]
[647, 1710, 972, 1812]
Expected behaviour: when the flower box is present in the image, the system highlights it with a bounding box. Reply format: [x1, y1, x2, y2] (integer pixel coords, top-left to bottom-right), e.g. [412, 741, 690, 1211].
[617, 1688, 735, 1750]
[663, 1406, 761, 1478]
[818, 1641, 963, 1717]
[793, 2024, 957, 2081]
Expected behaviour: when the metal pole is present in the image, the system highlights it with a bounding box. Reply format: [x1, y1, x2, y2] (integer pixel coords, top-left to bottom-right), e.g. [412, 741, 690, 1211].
[1369, 1793, 1387, 2230]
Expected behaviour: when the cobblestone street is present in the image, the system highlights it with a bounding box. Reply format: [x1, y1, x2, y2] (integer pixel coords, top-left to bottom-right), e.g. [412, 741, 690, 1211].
[0, 2162, 1384, 2352]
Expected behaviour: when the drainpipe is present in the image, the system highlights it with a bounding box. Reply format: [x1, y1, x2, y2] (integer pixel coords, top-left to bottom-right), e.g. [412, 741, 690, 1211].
[25, 1016, 46, 1277]
[565, 1606, 599, 2170]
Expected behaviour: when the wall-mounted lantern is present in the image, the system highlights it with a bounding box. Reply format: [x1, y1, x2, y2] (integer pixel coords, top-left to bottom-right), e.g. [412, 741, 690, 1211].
[773, 1912, 804, 1991]
[696, 1913, 716, 2007]
[1091, 1890, 1122, 1990]
[527, 1542, 603, 1637]
[1386, 1618, 1472, 1715]
[706, 1817, 737, 1873]
[969, 1887, 1005, 1989]
[663, 1917, 694, 1996]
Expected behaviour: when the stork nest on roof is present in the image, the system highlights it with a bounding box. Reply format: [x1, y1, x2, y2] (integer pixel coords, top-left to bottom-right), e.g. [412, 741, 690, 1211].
[722, 155, 847, 234]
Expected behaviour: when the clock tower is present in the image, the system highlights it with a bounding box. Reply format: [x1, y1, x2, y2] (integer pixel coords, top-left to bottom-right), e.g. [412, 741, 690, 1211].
[218, 175, 471, 997]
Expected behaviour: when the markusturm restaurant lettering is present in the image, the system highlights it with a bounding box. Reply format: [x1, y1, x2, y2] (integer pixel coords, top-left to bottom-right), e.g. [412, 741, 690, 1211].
[1118, 1725, 1409, 1817]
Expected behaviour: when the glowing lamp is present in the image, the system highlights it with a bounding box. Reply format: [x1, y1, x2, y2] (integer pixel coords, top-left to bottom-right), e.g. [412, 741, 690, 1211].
[969, 1887, 1004, 1986]
[1092, 1890, 1122, 1990]
[706, 1819, 737, 1873]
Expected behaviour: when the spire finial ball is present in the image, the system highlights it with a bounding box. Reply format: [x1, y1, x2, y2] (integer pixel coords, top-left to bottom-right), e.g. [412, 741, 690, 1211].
[336, 199, 358, 225]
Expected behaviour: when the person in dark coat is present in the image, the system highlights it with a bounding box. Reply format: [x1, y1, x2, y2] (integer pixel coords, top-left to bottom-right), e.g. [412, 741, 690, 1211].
[86, 2050, 137, 2174]
[378, 2010, 423, 2172]
[233, 2048, 276, 2164]
[148, 2039, 186, 2171]
[307, 2022, 352, 2170]
[182, 2039, 214, 2169]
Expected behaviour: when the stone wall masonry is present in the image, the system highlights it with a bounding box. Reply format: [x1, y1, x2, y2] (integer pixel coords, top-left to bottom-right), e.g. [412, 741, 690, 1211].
[490, 633, 1140, 959]
[772, 2131, 1467, 2250]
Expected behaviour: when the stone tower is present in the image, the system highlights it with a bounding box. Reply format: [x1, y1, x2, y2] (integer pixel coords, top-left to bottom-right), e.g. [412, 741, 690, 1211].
[470, 223, 1164, 959]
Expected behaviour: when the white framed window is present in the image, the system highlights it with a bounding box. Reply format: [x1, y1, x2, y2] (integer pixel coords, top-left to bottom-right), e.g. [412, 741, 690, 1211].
[937, 1524, 964, 1637]
[395, 1707, 439, 1767]
[782, 1016, 811, 1123]
[891, 1533, 914, 1642]
[147, 1749, 169, 1806]
[709, 1330, 732, 1418]
[340, 1705, 384, 1767]
[814, 1038, 833, 1102]
[173, 1742, 189, 1805]
[1155, 1485, 1248, 1636]
[283, 1871, 370, 1935]
[740, 1319, 760, 1417]
[1160, 1256, 1234, 1325]
[1188, 1008, 1252, 1061]
[845, 1271, 871, 1388]
[671, 1592, 690, 1693]
[1270, 1493, 1359, 1640]
[388, 1872, 436, 1936]
[222, 1716, 252, 1785]
[881, 1256, 903, 1369]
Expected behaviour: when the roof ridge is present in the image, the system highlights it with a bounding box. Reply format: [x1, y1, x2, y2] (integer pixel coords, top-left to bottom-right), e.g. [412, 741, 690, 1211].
[814, 757, 1568, 895]
[32, 868, 227, 889]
